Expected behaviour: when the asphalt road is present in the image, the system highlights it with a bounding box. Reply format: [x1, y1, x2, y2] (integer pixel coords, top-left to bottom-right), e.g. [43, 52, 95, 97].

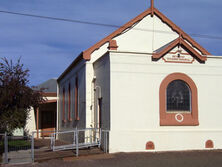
[9, 150, 222, 167]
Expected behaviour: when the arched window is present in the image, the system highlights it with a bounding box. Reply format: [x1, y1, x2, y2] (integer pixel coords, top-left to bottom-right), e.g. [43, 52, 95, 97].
[159, 73, 199, 126]
[166, 80, 191, 113]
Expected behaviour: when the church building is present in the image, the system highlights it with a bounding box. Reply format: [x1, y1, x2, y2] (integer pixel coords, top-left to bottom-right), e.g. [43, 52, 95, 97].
[57, 1, 222, 152]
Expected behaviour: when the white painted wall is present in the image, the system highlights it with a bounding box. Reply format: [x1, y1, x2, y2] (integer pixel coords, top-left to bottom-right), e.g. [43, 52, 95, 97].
[25, 96, 57, 137]
[57, 60, 86, 142]
[57, 10, 222, 153]
[25, 107, 36, 135]
[109, 51, 222, 152]
[93, 53, 111, 130]
[114, 15, 179, 53]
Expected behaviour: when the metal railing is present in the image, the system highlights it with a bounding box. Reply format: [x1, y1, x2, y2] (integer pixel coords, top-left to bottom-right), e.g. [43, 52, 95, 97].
[31, 128, 109, 163]
[0, 133, 7, 164]
[0, 129, 109, 164]
[50, 128, 109, 156]
[1, 133, 32, 164]
[31, 130, 58, 163]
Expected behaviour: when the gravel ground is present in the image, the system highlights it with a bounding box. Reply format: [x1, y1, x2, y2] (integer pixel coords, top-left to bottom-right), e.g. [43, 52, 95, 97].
[5, 150, 222, 167]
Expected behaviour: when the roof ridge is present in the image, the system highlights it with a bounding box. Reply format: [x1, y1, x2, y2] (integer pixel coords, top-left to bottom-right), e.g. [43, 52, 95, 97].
[152, 37, 207, 62]
[83, 8, 152, 60]
[153, 7, 211, 55]
[58, 6, 211, 81]
[83, 7, 210, 61]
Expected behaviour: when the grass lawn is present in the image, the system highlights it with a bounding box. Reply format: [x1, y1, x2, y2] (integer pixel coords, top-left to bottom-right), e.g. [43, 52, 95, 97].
[0, 139, 31, 163]
[8, 139, 31, 148]
[8, 139, 31, 152]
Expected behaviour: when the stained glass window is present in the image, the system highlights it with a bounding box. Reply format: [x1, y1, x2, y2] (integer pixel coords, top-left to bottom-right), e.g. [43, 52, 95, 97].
[166, 80, 191, 112]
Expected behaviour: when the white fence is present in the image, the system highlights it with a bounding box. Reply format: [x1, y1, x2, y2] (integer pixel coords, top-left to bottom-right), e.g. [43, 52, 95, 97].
[1, 133, 32, 164]
[1, 128, 109, 164]
[50, 128, 109, 156]
[31, 128, 109, 163]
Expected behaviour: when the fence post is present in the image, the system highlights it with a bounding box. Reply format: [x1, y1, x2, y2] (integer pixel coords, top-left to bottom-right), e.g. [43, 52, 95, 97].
[73, 130, 75, 146]
[99, 128, 102, 148]
[4, 132, 8, 164]
[50, 133, 53, 150]
[75, 128, 79, 157]
[31, 132, 34, 163]
[103, 131, 105, 153]
[90, 129, 92, 144]
[105, 131, 107, 153]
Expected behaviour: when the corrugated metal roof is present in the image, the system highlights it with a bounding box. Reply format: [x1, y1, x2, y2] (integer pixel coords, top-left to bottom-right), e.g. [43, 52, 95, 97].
[33, 78, 57, 93]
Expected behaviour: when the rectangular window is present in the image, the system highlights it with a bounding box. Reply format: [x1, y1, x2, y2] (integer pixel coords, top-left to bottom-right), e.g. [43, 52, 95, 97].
[68, 83, 72, 121]
[75, 77, 79, 120]
[62, 87, 66, 122]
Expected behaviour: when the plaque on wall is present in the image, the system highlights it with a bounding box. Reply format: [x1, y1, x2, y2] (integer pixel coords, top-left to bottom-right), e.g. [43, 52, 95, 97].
[162, 49, 195, 63]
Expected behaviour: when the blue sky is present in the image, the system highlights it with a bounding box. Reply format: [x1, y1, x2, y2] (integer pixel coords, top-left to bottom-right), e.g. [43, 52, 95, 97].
[0, 0, 221, 86]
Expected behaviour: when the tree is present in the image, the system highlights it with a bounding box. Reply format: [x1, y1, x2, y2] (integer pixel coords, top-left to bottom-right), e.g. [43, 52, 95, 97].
[0, 58, 44, 133]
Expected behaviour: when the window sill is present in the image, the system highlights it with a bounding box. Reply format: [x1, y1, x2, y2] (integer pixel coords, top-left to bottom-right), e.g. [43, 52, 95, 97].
[160, 113, 199, 126]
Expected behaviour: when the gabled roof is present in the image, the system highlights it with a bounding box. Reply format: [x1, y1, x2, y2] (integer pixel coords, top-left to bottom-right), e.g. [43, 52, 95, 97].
[83, 7, 210, 60]
[33, 78, 57, 93]
[58, 6, 210, 81]
[58, 52, 83, 82]
[152, 37, 207, 62]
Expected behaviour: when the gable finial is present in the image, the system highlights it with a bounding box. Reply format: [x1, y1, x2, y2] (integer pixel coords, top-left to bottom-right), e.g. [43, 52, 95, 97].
[151, 0, 154, 17]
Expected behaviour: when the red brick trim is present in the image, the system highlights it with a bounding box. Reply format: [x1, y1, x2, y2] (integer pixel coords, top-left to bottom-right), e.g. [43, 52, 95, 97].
[146, 141, 155, 150]
[75, 77, 80, 121]
[83, 8, 210, 60]
[62, 87, 66, 123]
[168, 51, 190, 55]
[83, 8, 152, 60]
[41, 99, 57, 104]
[151, 0, 154, 17]
[68, 83, 72, 121]
[153, 8, 210, 56]
[41, 128, 55, 137]
[42, 92, 57, 97]
[152, 37, 207, 63]
[58, 6, 210, 81]
[108, 40, 118, 50]
[205, 140, 214, 148]
[159, 73, 199, 126]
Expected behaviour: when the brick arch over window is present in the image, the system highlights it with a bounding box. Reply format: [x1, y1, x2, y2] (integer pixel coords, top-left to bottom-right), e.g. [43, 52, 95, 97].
[159, 73, 199, 126]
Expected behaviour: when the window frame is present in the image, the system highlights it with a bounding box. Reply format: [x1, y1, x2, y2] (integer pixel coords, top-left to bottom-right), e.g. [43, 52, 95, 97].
[75, 77, 80, 121]
[159, 73, 199, 126]
[62, 87, 66, 122]
[166, 80, 191, 113]
[68, 83, 72, 121]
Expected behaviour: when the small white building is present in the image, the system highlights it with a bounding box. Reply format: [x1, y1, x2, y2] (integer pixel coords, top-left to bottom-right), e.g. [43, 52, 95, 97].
[57, 2, 222, 152]
[26, 79, 57, 138]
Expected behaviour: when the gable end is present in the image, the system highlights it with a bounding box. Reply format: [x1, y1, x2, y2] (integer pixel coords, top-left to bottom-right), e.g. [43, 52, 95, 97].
[83, 7, 210, 61]
[152, 37, 207, 63]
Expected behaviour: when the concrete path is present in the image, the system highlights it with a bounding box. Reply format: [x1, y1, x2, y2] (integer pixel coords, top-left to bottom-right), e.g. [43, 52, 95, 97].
[3, 149, 32, 164]
[7, 150, 222, 167]
[4, 149, 32, 164]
